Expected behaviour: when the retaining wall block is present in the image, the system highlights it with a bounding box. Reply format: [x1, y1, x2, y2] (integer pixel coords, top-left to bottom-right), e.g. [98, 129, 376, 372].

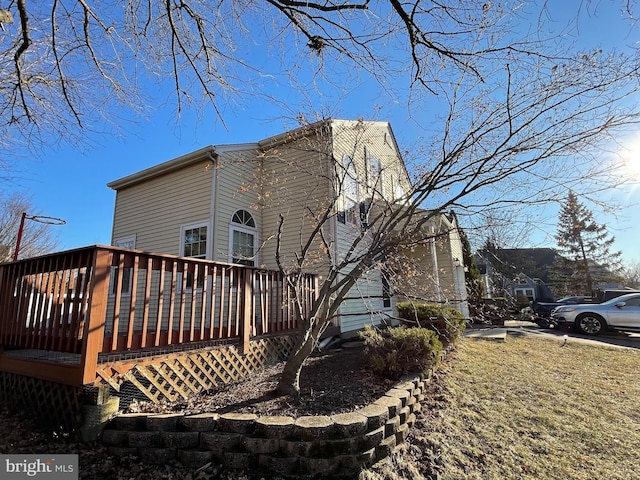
[146, 413, 183, 431]
[374, 396, 402, 418]
[179, 413, 219, 432]
[200, 431, 242, 454]
[161, 431, 200, 449]
[406, 395, 416, 408]
[258, 454, 299, 476]
[299, 456, 340, 476]
[355, 404, 389, 430]
[394, 380, 417, 394]
[293, 416, 334, 440]
[395, 423, 410, 443]
[385, 388, 411, 407]
[218, 413, 258, 434]
[242, 435, 281, 454]
[139, 447, 176, 464]
[128, 430, 162, 448]
[108, 446, 138, 457]
[78, 397, 120, 442]
[339, 448, 376, 474]
[407, 413, 416, 427]
[224, 451, 257, 470]
[114, 413, 148, 431]
[331, 412, 368, 437]
[412, 401, 423, 414]
[102, 429, 129, 446]
[254, 416, 295, 438]
[375, 434, 397, 460]
[360, 426, 385, 451]
[399, 406, 411, 424]
[176, 449, 213, 468]
[280, 439, 315, 457]
[384, 416, 400, 438]
[321, 436, 359, 456]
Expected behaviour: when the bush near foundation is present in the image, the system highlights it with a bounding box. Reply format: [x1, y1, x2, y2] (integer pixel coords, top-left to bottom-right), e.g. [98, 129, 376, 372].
[359, 325, 443, 380]
[396, 302, 466, 346]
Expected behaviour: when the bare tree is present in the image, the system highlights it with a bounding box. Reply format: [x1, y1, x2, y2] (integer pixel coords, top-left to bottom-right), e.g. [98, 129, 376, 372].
[2, 2, 637, 147]
[0, 192, 59, 261]
[622, 260, 640, 289]
[2, 2, 640, 396]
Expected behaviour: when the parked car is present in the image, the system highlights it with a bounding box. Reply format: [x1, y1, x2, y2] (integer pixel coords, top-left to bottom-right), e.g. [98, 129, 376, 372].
[550, 293, 640, 335]
[532, 296, 594, 328]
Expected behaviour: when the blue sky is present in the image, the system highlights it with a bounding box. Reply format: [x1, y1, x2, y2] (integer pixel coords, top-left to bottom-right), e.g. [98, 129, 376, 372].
[4, 1, 640, 264]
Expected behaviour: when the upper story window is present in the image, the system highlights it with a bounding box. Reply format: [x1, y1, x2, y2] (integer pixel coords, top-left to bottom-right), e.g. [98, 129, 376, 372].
[338, 155, 359, 224]
[230, 210, 257, 266]
[366, 148, 384, 196]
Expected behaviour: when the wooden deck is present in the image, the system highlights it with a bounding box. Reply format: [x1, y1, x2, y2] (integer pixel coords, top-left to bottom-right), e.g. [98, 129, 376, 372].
[0, 246, 317, 388]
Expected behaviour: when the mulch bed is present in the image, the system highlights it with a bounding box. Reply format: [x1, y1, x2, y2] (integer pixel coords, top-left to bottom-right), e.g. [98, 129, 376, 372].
[127, 342, 396, 418]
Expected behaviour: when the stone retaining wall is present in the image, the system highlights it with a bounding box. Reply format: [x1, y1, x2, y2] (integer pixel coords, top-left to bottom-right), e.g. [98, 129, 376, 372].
[102, 374, 428, 477]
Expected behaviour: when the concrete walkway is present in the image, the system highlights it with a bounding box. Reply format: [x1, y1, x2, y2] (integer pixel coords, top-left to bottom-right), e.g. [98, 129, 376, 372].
[464, 319, 640, 350]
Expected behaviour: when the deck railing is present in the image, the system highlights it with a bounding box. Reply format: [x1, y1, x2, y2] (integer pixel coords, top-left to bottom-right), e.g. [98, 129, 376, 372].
[0, 246, 317, 386]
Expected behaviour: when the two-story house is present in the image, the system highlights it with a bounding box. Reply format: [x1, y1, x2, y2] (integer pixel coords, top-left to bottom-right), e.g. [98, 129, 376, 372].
[108, 119, 469, 335]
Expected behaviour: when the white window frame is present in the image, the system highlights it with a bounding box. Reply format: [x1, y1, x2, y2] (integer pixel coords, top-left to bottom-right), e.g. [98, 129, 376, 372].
[339, 155, 359, 224]
[180, 221, 209, 259]
[110, 234, 137, 296]
[228, 210, 258, 266]
[179, 221, 210, 292]
[365, 148, 384, 197]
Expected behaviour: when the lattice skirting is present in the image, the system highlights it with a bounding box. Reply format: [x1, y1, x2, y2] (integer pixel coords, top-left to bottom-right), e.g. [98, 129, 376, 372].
[95, 334, 298, 407]
[0, 371, 86, 433]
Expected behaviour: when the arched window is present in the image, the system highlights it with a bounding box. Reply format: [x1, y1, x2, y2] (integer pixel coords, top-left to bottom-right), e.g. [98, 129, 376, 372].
[229, 209, 257, 266]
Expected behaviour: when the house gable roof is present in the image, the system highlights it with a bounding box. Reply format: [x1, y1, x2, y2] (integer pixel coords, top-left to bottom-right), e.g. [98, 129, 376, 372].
[107, 143, 259, 190]
[107, 119, 410, 190]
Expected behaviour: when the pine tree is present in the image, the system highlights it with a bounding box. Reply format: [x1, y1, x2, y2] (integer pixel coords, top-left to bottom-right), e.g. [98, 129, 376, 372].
[554, 191, 622, 295]
[460, 229, 483, 309]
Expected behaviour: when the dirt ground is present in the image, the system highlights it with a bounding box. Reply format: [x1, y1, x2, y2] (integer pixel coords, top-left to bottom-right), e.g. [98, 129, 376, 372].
[127, 342, 395, 417]
[0, 342, 398, 479]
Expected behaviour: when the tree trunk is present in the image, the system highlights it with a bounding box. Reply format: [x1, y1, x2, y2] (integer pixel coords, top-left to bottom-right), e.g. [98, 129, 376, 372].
[276, 333, 317, 397]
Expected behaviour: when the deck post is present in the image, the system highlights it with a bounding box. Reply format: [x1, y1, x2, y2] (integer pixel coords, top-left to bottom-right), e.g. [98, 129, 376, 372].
[239, 268, 252, 355]
[79, 248, 112, 385]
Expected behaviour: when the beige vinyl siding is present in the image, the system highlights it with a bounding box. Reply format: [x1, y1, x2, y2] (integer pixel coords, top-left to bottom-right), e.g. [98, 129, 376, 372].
[330, 120, 410, 332]
[211, 148, 262, 264]
[395, 219, 468, 316]
[258, 130, 335, 272]
[330, 120, 412, 207]
[111, 161, 213, 256]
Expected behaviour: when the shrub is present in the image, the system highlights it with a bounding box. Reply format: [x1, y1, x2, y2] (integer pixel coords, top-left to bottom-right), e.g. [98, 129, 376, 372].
[359, 325, 443, 380]
[396, 302, 466, 346]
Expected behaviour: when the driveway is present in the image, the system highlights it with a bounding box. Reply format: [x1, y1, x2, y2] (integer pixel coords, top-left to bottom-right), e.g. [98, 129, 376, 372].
[506, 320, 640, 350]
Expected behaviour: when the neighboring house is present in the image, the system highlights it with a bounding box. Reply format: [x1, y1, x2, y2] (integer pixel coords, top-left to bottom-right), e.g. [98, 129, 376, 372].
[108, 119, 469, 335]
[475, 249, 556, 302]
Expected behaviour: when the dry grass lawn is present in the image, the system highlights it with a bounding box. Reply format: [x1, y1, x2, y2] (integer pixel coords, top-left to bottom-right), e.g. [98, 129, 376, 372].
[361, 334, 640, 480]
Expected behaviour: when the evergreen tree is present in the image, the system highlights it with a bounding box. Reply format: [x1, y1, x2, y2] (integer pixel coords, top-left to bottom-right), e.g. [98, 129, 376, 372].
[460, 229, 483, 309]
[553, 191, 622, 295]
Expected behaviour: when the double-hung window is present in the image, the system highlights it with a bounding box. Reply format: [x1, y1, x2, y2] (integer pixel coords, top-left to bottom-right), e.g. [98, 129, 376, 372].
[230, 210, 257, 266]
[181, 222, 208, 289]
[182, 224, 208, 259]
[365, 148, 383, 197]
[338, 155, 359, 224]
